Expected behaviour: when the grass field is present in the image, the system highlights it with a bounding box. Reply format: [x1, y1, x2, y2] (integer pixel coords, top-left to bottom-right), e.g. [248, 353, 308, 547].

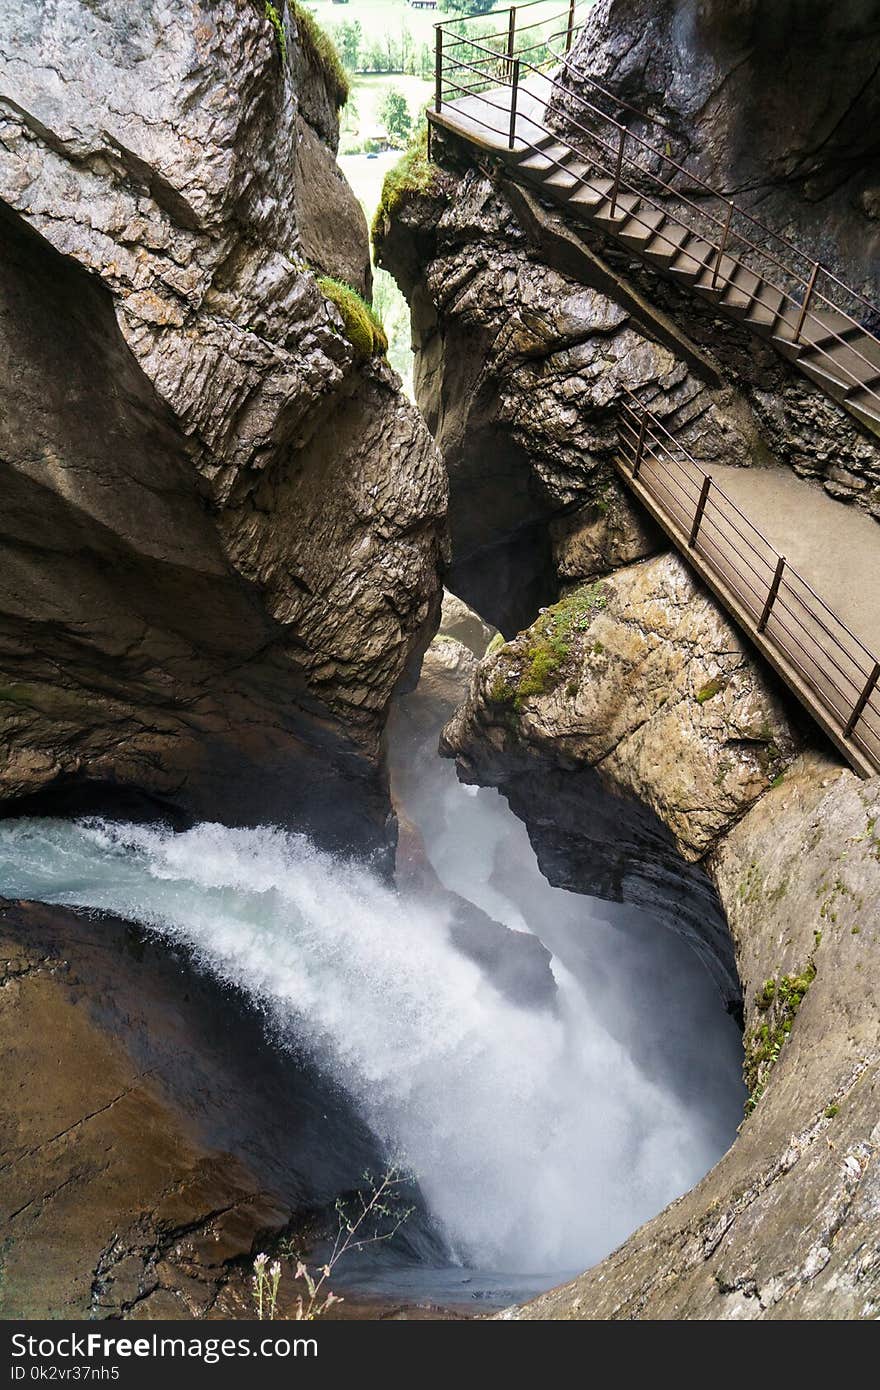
[304, 0, 452, 51]
[341, 72, 433, 149]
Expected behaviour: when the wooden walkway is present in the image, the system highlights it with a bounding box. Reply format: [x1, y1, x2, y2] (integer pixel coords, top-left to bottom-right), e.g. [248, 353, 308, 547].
[614, 399, 880, 778]
[430, 49, 880, 438]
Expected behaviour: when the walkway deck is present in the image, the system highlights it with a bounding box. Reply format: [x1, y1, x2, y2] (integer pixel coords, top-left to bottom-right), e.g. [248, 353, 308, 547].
[704, 465, 880, 658]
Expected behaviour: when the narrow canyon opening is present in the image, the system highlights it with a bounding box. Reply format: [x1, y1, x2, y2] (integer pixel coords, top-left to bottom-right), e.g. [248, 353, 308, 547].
[0, 608, 746, 1308]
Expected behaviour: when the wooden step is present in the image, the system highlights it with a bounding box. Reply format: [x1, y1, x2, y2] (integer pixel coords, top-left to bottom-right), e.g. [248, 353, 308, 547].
[616, 205, 667, 249]
[742, 282, 786, 333]
[432, 90, 880, 444]
[805, 330, 880, 378]
[641, 220, 694, 268]
[771, 305, 854, 358]
[543, 160, 593, 196]
[591, 190, 641, 229]
[518, 142, 570, 174]
[843, 387, 880, 438]
[719, 261, 763, 316]
[666, 234, 717, 282]
[568, 177, 615, 211]
[693, 253, 740, 298]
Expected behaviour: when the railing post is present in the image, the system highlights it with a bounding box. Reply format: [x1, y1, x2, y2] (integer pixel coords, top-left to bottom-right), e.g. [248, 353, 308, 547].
[565, 0, 576, 52]
[757, 555, 785, 632]
[507, 6, 516, 79]
[434, 26, 442, 114]
[508, 58, 520, 150]
[711, 202, 733, 291]
[689, 475, 712, 548]
[632, 414, 648, 479]
[609, 125, 626, 218]
[794, 260, 820, 344]
[844, 661, 880, 739]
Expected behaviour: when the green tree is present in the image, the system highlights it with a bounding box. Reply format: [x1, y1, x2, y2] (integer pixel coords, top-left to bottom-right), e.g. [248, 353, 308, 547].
[379, 87, 412, 144]
[444, 0, 497, 14]
[329, 18, 362, 71]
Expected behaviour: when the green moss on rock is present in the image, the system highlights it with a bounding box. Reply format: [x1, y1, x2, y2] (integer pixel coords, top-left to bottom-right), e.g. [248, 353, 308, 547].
[488, 671, 517, 706]
[292, 3, 349, 106]
[372, 125, 441, 246]
[318, 277, 388, 361]
[264, 1, 287, 60]
[744, 959, 816, 1115]
[696, 676, 726, 704]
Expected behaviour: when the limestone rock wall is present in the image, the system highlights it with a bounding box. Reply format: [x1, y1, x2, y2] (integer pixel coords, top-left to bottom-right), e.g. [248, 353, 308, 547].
[440, 561, 880, 1317]
[0, 1, 447, 847]
[378, 165, 764, 633]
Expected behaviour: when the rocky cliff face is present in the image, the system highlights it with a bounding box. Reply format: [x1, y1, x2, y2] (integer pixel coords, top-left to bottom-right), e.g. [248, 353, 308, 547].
[378, 165, 768, 632]
[0, 0, 446, 849]
[377, 49, 880, 633]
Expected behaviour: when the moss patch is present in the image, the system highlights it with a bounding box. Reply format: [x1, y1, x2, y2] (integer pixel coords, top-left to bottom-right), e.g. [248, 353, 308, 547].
[372, 125, 442, 246]
[744, 959, 816, 1115]
[486, 582, 609, 711]
[317, 277, 388, 361]
[264, 1, 286, 61]
[292, 2, 349, 107]
[696, 676, 727, 704]
[488, 671, 517, 706]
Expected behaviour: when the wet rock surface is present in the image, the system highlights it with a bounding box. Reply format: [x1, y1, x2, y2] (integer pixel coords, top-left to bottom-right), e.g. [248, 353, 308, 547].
[518, 755, 880, 1319]
[381, 6, 880, 1313]
[442, 553, 802, 864]
[0, 898, 385, 1319]
[378, 167, 765, 631]
[556, 0, 880, 303]
[0, 1, 446, 849]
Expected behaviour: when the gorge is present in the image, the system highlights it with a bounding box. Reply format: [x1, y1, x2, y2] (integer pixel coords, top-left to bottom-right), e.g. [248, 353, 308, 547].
[1, 0, 879, 1324]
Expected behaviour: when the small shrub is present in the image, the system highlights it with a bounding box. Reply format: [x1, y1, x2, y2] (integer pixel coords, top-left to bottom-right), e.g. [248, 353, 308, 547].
[318, 277, 388, 361]
[252, 1169, 412, 1321]
[292, 2, 349, 107]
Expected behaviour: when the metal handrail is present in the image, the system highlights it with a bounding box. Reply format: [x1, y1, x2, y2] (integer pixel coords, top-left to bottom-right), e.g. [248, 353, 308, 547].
[438, 10, 878, 318]
[555, 51, 880, 321]
[432, 13, 880, 419]
[441, 2, 578, 49]
[615, 392, 880, 774]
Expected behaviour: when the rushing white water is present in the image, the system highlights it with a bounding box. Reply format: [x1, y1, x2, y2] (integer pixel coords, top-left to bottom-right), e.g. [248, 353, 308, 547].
[0, 811, 740, 1278]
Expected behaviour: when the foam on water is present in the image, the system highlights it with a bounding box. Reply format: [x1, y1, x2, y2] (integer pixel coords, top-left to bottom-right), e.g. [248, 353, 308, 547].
[0, 813, 739, 1276]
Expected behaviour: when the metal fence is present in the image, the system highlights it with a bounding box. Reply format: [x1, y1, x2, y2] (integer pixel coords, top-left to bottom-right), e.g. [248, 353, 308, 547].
[431, 2, 880, 424]
[616, 396, 880, 777]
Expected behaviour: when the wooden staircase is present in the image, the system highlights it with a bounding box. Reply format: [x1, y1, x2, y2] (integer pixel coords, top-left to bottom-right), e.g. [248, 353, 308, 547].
[428, 98, 880, 439]
[512, 134, 880, 437]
